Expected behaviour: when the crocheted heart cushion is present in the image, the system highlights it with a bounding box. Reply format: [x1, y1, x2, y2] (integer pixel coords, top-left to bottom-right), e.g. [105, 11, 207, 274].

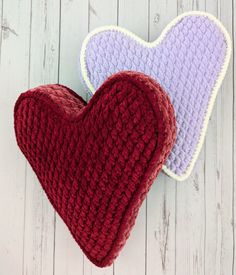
[80, 11, 231, 181]
[14, 72, 176, 267]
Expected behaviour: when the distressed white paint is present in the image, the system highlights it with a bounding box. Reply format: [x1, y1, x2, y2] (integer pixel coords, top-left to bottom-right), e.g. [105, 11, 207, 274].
[146, 2, 177, 274]
[113, 2, 149, 275]
[0, 1, 31, 275]
[54, 1, 88, 274]
[83, 1, 116, 274]
[0, 0, 235, 275]
[22, 1, 60, 275]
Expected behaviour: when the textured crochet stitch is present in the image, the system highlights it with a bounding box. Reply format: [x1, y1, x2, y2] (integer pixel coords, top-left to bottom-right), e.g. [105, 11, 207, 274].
[14, 71, 176, 267]
[80, 12, 231, 180]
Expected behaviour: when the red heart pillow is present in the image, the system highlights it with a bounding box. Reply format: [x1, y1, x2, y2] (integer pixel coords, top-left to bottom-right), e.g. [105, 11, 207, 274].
[14, 71, 176, 267]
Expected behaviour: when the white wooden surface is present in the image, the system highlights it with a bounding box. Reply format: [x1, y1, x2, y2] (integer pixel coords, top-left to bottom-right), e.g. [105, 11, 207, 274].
[0, 0, 235, 274]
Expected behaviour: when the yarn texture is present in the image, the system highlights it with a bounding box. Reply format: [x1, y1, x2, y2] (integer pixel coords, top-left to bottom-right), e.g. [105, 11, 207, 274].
[80, 12, 231, 180]
[14, 72, 176, 267]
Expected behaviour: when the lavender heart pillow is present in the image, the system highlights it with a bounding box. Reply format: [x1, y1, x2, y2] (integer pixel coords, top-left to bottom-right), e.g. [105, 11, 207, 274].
[79, 11, 231, 181]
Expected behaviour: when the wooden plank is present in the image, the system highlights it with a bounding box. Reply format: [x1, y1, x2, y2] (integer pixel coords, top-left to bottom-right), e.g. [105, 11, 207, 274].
[149, 0, 177, 36]
[113, 1, 149, 275]
[177, 0, 205, 11]
[233, 0, 236, 273]
[22, 1, 60, 275]
[89, 0, 118, 29]
[54, 221, 84, 275]
[200, 1, 220, 275]
[0, 0, 31, 275]
[59, 0, 89, 100]
[82, 0, 117, 274]
[146, 173, 176, 275]
[214, 2, 234, 271]
[53, 1, 88, 274]
[205, 0, 218, 14]
[204, 0, 234, 274]
[118, 0, 149, 38]
[175, 155, 205, 275]
[146, 2, 177, 274]
[175, 1, 206, 275]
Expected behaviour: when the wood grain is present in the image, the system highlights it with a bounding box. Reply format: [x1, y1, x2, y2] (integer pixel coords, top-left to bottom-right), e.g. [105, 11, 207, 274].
[146, 2, 177, 275]
[114, 1, 149, 275]
[0, 1, 31, 274]
[204, 1, 234, 274]
[22, 1, 60, 275]
[0, 0, 235, 274]
[54, 1, 88, 274]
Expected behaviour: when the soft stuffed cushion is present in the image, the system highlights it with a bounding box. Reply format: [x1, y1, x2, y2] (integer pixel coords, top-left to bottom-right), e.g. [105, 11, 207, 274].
[80, 11, 231, 181]
[14, 71, 176, 267]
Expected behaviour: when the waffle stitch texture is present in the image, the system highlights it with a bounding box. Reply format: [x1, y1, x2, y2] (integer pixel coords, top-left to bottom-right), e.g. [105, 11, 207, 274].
[14, 71, 176, 267]
[80, 12, 231, 180]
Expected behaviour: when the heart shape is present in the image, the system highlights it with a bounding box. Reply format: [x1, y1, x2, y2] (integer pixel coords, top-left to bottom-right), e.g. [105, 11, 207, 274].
[80, 11, 231, 180]
[14, 72, 176, 267]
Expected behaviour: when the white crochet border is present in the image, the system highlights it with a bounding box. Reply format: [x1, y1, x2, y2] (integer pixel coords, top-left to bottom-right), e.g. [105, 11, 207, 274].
[80, 11, 232, 181]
